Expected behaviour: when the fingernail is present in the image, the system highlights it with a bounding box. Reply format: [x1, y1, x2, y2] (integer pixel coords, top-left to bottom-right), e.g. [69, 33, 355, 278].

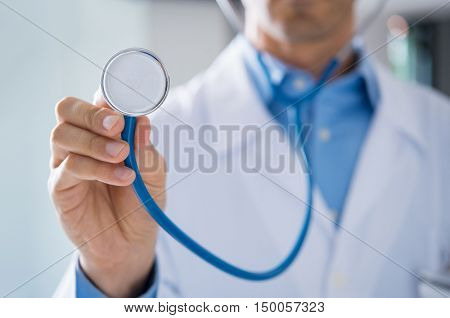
[114, 166, 134, 180]
[103, 115, 120, 131]
[106, 142, 125, 157]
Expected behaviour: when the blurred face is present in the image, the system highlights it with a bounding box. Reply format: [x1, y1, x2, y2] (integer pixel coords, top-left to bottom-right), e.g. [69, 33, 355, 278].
[242, 0, 354, 43]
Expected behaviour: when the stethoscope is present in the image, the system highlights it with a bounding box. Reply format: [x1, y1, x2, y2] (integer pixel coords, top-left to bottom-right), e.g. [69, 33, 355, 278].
[100, 0, 386, 281]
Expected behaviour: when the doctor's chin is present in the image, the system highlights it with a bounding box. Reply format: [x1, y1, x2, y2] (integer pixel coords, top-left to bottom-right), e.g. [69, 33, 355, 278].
[2, 0, 450, 305]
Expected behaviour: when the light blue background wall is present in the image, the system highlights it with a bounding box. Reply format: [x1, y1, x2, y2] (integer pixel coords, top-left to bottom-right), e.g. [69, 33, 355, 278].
[0, 0, 231, 297]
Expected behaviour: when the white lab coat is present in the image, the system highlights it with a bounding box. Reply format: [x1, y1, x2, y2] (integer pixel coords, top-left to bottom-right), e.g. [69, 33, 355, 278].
[55, 38, 450, 297]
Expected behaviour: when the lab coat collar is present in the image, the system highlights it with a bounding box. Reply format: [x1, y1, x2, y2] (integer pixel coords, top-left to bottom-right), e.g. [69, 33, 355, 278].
[238, 35, 381, 111]
[201, 37, 278, 153]
[204, 37, 428, 155]
[371, 63, 428, 153]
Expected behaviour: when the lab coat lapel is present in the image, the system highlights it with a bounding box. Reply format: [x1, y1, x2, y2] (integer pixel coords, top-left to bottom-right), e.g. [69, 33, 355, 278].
[327, 64, 426, 296]
[205, 40, 335, 294]
[204, 38, 309, 208]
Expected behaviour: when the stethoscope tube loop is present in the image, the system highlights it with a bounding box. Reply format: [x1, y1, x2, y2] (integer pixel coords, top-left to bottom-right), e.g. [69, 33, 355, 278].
[122, 115, 313, 280]
[121, 54, 339, 280]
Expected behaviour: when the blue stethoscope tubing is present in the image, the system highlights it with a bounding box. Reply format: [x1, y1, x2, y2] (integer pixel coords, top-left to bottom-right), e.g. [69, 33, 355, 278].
[121, 54, 339, 281]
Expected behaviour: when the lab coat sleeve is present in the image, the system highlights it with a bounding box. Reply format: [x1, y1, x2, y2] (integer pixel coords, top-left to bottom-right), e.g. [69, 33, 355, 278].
[152, 232, 183, 297]
[53, 255, 77, 297]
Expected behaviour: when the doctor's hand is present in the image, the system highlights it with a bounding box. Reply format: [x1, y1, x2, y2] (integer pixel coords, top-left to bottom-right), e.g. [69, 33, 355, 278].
[48, 93, 166, 297]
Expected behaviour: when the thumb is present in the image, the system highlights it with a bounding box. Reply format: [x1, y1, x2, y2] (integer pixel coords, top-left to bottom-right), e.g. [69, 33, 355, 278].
[134, 116, 151, 148]
[93, 89, 111, 109]
[135, 116, 166, 179]
[133, 116, 167, 208]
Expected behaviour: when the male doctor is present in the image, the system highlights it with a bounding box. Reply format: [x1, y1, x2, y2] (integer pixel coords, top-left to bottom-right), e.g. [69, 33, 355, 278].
[49, 0, 450, 297]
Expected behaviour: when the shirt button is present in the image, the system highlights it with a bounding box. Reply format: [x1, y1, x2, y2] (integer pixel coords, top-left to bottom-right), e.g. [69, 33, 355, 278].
[271, 69, 283, 83]
[319, 128, 331, 142]
[328, 209, 338, 223]
[293, 78, 307, 91]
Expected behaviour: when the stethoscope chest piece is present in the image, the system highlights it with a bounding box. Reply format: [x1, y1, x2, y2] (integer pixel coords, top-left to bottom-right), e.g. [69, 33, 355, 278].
[101, 48, 170, 117]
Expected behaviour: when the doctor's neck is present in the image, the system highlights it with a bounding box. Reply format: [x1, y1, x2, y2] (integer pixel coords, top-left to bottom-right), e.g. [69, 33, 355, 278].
[244, 14, 354, 78]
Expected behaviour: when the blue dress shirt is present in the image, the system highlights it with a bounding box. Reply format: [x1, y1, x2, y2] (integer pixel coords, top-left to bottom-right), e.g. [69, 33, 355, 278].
[240, 36, 380, 218]
[75, 36, 380, 297]
[75, 259, 158, 298]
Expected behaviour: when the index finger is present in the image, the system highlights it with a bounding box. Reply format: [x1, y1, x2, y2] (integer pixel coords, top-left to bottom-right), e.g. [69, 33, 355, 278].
[55, 96, 124, 138]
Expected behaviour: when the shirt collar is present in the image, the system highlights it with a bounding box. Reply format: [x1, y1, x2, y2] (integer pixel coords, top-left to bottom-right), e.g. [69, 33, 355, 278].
[238, 35, 380, 108]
